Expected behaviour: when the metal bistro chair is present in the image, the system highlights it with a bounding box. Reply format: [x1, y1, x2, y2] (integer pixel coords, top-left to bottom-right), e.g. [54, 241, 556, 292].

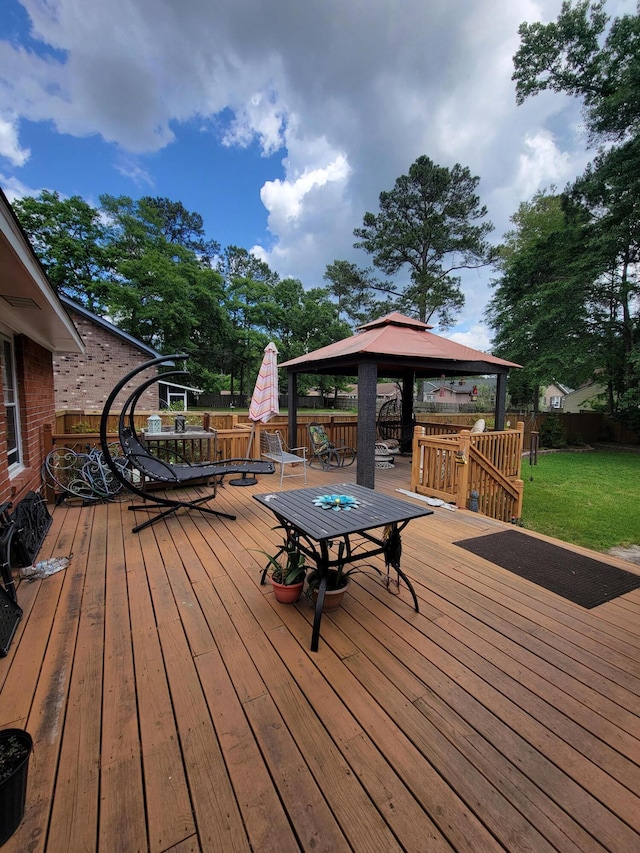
[261, 431, 308, 485]
[306, 422, 356, 470]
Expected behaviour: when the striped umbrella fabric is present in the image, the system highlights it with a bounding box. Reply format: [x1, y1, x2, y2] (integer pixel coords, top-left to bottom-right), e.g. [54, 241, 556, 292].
[249, 342, 279, 423]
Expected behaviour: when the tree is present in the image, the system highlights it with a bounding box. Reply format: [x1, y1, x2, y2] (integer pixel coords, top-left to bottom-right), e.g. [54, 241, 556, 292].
[138, 197, 220, 263]
[12, 190, 112, 311]
[513, 0, 640, 144]
[99, 194, 232, 387]
[323, 260, 398, 325]
[218, 246, 280, 395]
[353, 155, 493, 327]
[569, 142, 640, 424]
[512, 0, 640, 425]
[487, 190, 599, 410]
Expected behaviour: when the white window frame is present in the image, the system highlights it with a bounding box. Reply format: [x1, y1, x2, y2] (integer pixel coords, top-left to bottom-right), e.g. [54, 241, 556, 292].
[1, 333, 22, 473]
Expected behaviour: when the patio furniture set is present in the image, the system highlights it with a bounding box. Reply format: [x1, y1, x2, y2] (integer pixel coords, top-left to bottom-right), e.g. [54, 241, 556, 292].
[92, 355, 429, 650]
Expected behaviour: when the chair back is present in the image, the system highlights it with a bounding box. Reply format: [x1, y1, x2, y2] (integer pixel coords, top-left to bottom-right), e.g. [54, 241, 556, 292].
[262, 431, 284, 458]
[120, 427, 180, 484]
[308, 422, 331, 452]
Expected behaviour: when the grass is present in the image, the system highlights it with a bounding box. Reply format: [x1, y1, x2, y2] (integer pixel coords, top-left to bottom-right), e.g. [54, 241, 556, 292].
[521, 450, 640, 552]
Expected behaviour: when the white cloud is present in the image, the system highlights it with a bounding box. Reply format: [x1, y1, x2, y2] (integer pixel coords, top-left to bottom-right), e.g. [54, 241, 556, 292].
[2, 0, 637, 325]
[114, 156, 155, 188]
[0, 114, 30, 166]
[445, 322, 494, 354]
[261, 152, 350, 227]
[0, 172, 37, 203]
[514, 130, 574, 199]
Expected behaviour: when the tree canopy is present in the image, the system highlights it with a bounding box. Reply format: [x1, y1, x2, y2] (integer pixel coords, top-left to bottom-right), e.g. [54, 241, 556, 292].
[491, 0, 640, 425]
[353, 155, 493, 328]
[13, 190, 352, 397]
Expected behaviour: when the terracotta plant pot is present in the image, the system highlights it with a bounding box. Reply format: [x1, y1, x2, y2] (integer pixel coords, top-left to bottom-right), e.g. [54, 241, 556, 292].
[270, 578, 304, 604]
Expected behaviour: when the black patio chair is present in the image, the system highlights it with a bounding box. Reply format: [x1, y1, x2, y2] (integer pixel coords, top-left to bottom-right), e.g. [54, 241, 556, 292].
[99, 354, 275, 532]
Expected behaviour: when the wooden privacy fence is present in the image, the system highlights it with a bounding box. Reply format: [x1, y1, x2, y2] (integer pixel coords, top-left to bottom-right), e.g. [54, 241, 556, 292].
[410, 422, 525, 523]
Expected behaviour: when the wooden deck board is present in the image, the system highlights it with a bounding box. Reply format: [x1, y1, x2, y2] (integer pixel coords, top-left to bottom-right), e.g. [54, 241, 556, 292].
[1, 456, 639, 852]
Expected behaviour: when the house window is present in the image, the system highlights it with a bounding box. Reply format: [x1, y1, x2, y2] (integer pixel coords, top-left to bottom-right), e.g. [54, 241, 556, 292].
[550, 396, 562, 409]
[2, 335, 21, 469]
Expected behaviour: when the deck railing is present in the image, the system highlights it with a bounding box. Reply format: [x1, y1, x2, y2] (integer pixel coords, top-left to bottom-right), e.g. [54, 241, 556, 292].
[410, 422, 525, 522]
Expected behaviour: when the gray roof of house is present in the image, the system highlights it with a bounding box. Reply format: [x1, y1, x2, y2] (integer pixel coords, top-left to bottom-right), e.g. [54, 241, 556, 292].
[60, 294, 162, 358]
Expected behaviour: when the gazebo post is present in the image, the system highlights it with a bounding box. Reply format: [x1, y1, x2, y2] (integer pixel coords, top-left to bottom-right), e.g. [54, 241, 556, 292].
[357, 361, 377, 489]
[400, 370, 415, 453]
[287, 371, 298, 451]
[495, 372, 507, 430]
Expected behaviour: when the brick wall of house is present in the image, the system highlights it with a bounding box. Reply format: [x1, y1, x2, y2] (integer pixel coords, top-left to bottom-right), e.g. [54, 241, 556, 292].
[53, 309, 159, 412]
[0, 336, 55, 505]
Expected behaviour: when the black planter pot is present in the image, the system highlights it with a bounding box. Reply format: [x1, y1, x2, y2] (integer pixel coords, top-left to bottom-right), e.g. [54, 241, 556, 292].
[0, 728, 32, 846]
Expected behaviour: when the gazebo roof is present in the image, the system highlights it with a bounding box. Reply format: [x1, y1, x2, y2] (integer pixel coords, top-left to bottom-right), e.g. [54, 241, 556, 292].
[279, 311, 520, 377]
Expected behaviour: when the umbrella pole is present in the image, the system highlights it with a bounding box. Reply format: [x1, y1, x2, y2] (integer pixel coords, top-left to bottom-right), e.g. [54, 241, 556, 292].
[229, 422, 258, 486]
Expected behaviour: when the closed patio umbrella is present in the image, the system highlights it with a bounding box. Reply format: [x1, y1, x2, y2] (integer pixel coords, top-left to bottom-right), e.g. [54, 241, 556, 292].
[230, 342, 279, 486]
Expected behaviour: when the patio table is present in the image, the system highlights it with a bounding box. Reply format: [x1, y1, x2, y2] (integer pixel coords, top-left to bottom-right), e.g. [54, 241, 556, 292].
[142, 429, 216, 464]
[254, 482, 433, 651]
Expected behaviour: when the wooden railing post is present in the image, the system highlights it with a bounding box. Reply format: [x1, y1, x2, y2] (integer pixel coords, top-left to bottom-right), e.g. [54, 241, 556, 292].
[514, 479, 524, 521]
[42, 423, 55, 504]
[516, 421, 525, 480]
[410, 426, 425, 491]
[456, 430, 471, 508]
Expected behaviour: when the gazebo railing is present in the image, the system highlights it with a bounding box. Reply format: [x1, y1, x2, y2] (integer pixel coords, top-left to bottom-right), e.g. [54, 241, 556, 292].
[410, 422, 525, 522]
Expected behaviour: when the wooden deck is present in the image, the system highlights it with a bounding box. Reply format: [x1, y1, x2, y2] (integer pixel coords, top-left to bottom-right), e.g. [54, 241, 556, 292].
[1, 457, 639, 852]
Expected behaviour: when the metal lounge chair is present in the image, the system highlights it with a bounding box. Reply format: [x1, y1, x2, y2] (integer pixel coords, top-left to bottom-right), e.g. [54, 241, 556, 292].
[306, 422, 356, 470]
[99, 354, 275, 532]
[261, 431, 307, 485]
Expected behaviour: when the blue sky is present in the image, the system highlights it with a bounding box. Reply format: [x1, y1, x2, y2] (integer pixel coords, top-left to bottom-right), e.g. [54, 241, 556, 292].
[0, 0, 634, 350]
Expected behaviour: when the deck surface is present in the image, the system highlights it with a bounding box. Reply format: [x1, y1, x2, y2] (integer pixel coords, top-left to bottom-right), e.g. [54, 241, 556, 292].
[1, 456, 639, 852]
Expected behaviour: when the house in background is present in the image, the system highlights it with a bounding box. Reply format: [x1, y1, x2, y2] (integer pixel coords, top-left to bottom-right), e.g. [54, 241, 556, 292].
[540, 382, 573, 411]
[562, 380, 607, 413]
[337, 382, 400, 403]
[55, 296, 201, 412]
[0, 189, 83, 505]
[420, 377, 496, 405]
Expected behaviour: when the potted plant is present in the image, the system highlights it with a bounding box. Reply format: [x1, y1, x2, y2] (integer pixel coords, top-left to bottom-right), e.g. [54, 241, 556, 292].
[0, 728, 33, 845]
[256, 546, 307, 603]
[305, 562, 360, 613]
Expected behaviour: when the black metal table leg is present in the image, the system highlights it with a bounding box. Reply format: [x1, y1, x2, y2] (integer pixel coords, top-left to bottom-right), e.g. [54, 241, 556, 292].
[311, 570, 328, 652]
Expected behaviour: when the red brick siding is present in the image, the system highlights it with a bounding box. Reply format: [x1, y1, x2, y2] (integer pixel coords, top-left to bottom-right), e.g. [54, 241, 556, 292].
[0, 336, 55, 505]
[53, 310, 159, 411]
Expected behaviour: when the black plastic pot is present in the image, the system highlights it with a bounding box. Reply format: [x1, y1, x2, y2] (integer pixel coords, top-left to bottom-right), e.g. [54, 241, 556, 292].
[0, 728, 32, 846]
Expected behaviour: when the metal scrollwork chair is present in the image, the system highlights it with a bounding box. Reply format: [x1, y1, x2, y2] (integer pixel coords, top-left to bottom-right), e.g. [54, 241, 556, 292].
[99, 354, 275, 533]
[306, 422, 356, 470]
[44, 443, 130, 503]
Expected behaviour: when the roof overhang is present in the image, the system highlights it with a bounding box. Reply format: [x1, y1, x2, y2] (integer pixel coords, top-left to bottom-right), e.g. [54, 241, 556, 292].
[279, 312, 520, 378]
[0, 189, 84, 353]
[280, 352, 513, 378]
[159, 380, 203, 393]
[60, 295, 161, 358]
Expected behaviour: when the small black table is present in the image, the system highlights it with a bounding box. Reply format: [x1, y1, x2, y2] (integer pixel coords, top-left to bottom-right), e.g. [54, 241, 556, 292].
[254, 483, 433, 651]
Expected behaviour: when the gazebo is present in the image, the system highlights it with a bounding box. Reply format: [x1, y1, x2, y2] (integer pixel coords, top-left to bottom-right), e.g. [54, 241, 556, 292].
[278, 312, 520, 488]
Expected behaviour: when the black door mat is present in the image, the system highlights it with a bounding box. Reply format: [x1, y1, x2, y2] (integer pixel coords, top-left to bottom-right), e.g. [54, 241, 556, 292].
[454, 529, 640, 608]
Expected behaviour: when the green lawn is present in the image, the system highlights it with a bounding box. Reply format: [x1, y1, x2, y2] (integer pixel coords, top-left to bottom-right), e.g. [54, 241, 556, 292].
[521, 450, 640, 552]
